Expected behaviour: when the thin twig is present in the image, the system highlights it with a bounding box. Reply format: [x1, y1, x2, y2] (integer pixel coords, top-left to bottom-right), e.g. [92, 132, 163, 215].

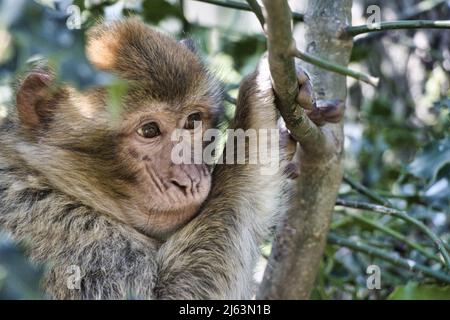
[292, 48, 380, 87]
[335, 198, 450, 270]
[191, 0, 304, 22]
[245, 0, 265, 28]
[342, 211, 440, 262]
[342, 177, 447, 263]
[328, 233, 450, 283]
[343, 175, 391, 206]
[243, 1, 379, 87]
[343, 20, 450, 38]
[402, 0, 448, 19]
[224, 92, 237, 105]
[355, 0, 448, 45]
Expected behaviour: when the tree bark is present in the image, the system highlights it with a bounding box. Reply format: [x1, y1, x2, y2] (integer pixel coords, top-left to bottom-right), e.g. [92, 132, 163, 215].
[258, 0, 353, 299]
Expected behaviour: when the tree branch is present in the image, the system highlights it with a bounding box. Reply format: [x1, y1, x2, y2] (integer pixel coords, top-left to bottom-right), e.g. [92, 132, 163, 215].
[245, 0, 265, 28]
[402, 0, 448, 19]
[257, 0, 352, 300]
[335, 199, 450, 270]
[257, 0, 324, 151]
[341, 210, 440, 263]
[355, 0, 448, 45]
[343, 20, 450, 38]
[343, 175, 391, 206]
[191, 0, 304, 22]
[292, 48, 379, 87]
[328, 233, 450, 283]
[243, 2, 378, 88]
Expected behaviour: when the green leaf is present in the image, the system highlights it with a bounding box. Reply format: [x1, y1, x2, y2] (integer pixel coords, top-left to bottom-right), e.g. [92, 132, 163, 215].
[407, 136, 450, 184]
[388, 282, 450, 300]
[142, 0, 183, 24]
[0, 233, 44, 299]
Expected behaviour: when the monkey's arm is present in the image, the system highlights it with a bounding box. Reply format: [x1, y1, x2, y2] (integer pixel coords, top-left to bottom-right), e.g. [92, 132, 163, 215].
[154, 62, 283, 299]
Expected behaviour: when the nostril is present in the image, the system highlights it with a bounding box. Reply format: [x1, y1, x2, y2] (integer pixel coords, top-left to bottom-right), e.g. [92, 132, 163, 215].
[170, 179, 189, 192]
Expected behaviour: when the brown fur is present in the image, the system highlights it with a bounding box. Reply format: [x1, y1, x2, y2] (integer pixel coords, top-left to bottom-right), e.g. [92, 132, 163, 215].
[0, 18, 287, 299]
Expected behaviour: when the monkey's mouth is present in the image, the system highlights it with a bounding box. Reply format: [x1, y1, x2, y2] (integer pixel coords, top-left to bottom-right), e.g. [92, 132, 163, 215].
[146, 188, 208, 215]
[139, 201, 202, 236]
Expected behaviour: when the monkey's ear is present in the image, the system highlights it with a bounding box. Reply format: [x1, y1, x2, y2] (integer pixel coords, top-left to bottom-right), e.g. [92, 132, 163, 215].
[86, 23, 120, 71]
[16, 71, 61, 129]
[180, 38, 197, 54]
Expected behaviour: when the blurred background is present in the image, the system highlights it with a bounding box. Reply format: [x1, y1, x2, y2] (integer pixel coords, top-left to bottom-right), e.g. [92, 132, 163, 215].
[0, 0, 449, 300]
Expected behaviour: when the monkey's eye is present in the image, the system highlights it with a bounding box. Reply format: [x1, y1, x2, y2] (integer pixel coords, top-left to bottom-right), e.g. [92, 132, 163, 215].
[185, 112, 202, 130]
[137, 122, 161, 139]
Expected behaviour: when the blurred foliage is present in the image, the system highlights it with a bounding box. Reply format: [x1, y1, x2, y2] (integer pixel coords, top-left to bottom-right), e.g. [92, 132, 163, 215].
[0, 233, 44, 299]
[318, 0, 450, 299]
[389, 282, 450, 300]
[0, 0, 449, 300]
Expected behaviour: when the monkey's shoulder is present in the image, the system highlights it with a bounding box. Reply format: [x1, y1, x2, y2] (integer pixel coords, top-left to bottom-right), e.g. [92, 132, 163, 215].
[0, 167, 157, 258]
[0, 167, 159, 299]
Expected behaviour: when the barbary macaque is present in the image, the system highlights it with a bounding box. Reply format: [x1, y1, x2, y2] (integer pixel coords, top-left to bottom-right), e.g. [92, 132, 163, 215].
[0, 18, 343, 299]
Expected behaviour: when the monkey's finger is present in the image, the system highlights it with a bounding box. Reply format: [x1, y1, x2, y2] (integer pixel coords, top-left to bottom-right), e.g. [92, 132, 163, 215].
[285, 134, 298, 161]
[295, 64, 310, 85]
[317, 100, 345, 123]
[296, 80, 315, 110]
[278, 118, 298, 160]
[279, 128, 289, 148]
[277, 117, 287, 131]
[283, 162, 300, 180]
[279, 130, 296, 157]
[306, 108, 326, 126]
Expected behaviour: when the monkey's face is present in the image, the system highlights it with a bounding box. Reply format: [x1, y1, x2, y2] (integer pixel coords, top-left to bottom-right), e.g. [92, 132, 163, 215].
[13, 19, 223, 239]
[14, 76, 220, 239]
[117, 98, 217, 236]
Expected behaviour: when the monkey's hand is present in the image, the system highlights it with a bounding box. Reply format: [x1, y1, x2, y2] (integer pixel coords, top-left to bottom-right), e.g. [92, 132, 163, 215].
[294, 65, 345, 126]
[279, 119, 299, 179]
[277, 65, 345, 179]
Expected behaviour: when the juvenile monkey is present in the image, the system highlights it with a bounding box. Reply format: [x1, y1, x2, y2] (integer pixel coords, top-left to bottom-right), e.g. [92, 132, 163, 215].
[0, 18, 343, 299]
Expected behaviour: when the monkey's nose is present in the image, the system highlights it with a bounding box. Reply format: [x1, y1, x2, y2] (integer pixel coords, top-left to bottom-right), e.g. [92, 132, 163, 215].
[169, 165, 201, 195]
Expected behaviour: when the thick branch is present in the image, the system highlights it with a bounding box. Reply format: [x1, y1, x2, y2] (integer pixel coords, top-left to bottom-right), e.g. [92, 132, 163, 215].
[257, 0, 352, 300]
[258, 0, 324, 153]
[328, 233, 450, 283]
[343, 20, 450, 38]
[191, 0, 304, 22]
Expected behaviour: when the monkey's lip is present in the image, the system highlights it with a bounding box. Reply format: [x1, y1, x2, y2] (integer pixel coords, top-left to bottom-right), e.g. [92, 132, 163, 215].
[149, 200, 202, 217]
[142, 202, 201, 231]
